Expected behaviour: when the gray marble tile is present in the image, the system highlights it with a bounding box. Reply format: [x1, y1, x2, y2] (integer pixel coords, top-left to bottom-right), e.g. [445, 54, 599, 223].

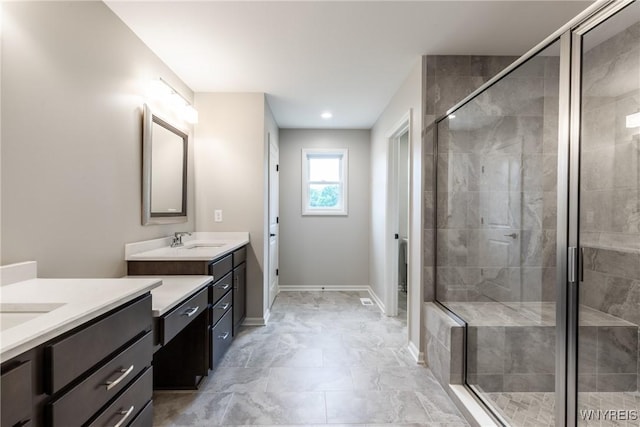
[596, 373, 638, 392]
[467, 373, 504, 393]
[324, 347, 404, 368]
[470, 56, 517, 78]
[503, 373, 555, 392]
[277, 332, 344, 349]
[199, 367, 269, 393]
[415, 390, 467, 424]
[435, 56, 470, 77]
[583, 247, 640, 281]
[266, 367, 353, 392]
[326, 391, 431, 424]
[246, 346, 323, 368]
[504, 326, 555, 374]
[153, 392, 232, 426]
[466, 326, 505, 375]
[597, 326, 638, 374]
[221, 391, 326, 425]
[351, 366, 441, 392]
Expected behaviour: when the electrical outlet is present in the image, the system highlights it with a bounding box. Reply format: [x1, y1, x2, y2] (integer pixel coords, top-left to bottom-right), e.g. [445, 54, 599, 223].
[214, 210, 223, 222]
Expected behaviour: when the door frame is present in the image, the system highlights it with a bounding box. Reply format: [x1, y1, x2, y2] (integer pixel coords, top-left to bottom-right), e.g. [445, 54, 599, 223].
[385, 110, 412, 318]
[267, 133, 279, 309]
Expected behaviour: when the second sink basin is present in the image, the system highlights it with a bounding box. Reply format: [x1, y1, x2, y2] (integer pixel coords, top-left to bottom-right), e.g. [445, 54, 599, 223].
[183, 242, 227, 249]
[0, 302, 65, 331]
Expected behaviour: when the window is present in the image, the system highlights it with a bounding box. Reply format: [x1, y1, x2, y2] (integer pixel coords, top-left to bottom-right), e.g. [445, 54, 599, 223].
[301, 148, 348, 215]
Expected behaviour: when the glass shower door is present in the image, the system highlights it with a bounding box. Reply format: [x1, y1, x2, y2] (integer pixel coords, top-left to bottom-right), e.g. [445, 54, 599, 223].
[435, 39, 562, 426]
[577, 1, 640, 426]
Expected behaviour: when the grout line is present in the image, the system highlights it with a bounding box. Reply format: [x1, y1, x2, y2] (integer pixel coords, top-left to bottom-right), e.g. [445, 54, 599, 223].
[218, 391, 234, 425]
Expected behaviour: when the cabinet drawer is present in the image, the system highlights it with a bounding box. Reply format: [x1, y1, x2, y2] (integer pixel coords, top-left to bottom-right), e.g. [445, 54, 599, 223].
[46, 295, 152, 394]
[210, 272, 232, 304]
[233, 246, 246, 267]
[87, 367, 152, 427]
[1, 360, 32, 427]
[128, 400, 152, 427]
[210, 310, 233, 370]
[48, 332, 152, 427]
[209, 254, 232, 282]
[160, 287, 208, 345]
[210, 291, 232, 326]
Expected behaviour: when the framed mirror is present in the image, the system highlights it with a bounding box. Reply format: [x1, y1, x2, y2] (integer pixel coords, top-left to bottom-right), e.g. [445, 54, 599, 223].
[142, 104, 188, 225]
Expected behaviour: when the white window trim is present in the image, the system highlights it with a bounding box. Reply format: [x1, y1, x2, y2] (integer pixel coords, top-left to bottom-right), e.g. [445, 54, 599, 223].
[301, 148, 348, 216]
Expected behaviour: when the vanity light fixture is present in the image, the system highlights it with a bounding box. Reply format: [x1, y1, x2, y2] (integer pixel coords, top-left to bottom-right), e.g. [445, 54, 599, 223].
[626, 111, 640, 129]
[321, 111, 333, 119]
[148, 78, 199, 124]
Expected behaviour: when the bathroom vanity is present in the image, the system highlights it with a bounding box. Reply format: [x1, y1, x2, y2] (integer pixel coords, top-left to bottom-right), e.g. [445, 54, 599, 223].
[0, 262, 161, 427]
[126, 232, 249, 383]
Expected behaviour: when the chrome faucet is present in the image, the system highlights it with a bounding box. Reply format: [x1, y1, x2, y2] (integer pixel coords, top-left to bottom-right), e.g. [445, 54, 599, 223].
[171, 231, 192, 247]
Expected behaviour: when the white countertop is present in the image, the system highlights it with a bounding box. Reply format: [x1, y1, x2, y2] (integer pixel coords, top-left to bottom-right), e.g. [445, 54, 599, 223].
[127, 275, 213, 317]
[0, 270, 161, 363]
[125, 232, 249, 261]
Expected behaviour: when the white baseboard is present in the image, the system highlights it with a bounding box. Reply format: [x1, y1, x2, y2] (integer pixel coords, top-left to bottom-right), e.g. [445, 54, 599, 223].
[278, 285, 371, 292]
[277, 285, 385, 314]
[366, 286, 385, 313]
[408, 341, 425, 365]
[242, 308, 270, 326]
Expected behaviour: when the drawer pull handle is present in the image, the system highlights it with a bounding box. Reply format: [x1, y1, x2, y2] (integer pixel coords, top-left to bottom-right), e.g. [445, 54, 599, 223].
[218, 332, 230, 340]
[183, 306, 199, 317]
[219, 283, 230, 290]
[113, 405, 135, 427]
[218, 303, 230, 310]
[105, 365, 134, 391]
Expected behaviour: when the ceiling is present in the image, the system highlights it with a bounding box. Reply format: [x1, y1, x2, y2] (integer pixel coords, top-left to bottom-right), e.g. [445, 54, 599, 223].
[105, 1, 592, 129]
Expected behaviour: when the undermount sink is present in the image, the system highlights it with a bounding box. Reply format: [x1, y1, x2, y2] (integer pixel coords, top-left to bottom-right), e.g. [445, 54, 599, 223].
[182, 242, 226, 249]
[0, 302, 65, 331]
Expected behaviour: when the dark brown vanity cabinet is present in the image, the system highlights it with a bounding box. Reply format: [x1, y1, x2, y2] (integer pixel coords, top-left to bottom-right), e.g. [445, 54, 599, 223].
[232, 247, 247, 334]
[127, 245, 248, 374]
[152, 286, 210, 389]
[0, 293, 153, 427]
[208, 254, 234, 370]
[1, 360, 33, 427]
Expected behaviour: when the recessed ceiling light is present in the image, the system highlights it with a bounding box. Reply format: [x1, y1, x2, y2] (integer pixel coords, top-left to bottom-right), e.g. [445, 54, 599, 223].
[321, 111, 333, 119]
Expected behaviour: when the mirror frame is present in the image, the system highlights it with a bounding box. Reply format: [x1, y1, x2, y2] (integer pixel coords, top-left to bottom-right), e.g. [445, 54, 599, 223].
[142, 104, 188, 225]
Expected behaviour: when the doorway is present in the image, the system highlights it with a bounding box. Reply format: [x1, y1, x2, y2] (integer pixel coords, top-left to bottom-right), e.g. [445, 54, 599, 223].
[386, 113, 411, 319]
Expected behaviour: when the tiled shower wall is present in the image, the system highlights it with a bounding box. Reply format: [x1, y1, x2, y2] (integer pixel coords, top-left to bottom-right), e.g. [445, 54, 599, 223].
[422, 55, 518, 303]
[435, 53, 560, 304]
[579, 21, 640, 392]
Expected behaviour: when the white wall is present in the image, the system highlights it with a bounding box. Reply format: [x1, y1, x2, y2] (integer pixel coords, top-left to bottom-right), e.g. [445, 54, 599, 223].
[279, 129, 370, 289]
[193, 93, 268, 321]
[1, 2, 195, 277]
[370, 59, 423, 357]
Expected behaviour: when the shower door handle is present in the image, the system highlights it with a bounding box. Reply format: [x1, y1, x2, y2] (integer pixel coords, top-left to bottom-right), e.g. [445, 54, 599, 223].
[504, 233, 518, 239]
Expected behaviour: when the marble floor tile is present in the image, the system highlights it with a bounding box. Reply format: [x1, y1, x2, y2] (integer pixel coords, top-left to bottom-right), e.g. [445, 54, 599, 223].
[246, 347, 324, 368]
[267, 367, 354, 392]
[351, 367, 442, 391]
[152, 291, 469, 426]
[153, 392, 232, 426]
[325, 390, 432, 424]
[199, 367, 269, 393]
[415, 391, 468, 424]
[221, 391, 327, 425]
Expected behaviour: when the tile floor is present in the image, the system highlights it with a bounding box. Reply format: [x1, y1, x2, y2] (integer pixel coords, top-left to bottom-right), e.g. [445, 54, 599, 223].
[485, 391, 640, 427]
[153, 291, 469, 426]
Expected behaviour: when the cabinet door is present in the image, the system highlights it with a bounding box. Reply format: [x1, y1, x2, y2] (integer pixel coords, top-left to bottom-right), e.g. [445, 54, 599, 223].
[233, 263, 246, 334]
[1, 360, 32, 427]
